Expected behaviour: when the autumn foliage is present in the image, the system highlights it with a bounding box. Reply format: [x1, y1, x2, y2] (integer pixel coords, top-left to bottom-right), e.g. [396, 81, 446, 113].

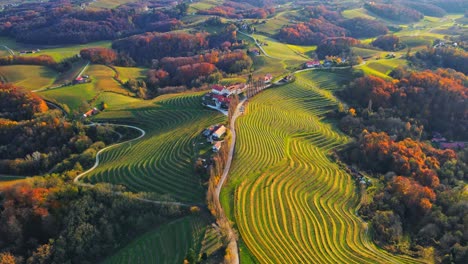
[112, 32, 209, 65]
[0, 83, 48, 121]
[344, 69, 468, 137]
[80, 48, 117, 65]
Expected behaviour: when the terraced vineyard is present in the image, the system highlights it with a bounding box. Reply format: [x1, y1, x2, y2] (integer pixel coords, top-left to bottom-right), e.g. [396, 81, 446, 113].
[104, 216, 206, 264]
[81, 93, 224, 203]
[223, 71, 425, 263]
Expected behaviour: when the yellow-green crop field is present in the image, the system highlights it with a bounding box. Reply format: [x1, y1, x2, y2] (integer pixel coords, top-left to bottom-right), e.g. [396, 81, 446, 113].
[222, 70, 425, 263]
[81, 93, 224, 203]
[104, 216, 206, 264]
[0, 65, 58, 90]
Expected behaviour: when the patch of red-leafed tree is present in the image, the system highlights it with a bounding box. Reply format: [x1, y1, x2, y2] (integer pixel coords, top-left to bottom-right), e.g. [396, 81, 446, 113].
[141, 50, 251, 96]
[80, 48, 117, 65]
[0, 83, 48, 121]
[278, 19, 347, 45]
[342, 69, 467, 137]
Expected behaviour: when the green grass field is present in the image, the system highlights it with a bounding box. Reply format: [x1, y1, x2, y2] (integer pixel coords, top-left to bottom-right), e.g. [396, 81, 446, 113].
[114, 66, 148, 83]
[0, 65, 58, 90]
[39, 64, 139, 110]
[221, 71, 424, 263]
[24, 41, 112, 62]
[358, 59, 407, 79]
[104, 216, 206, 264]
[81, 93, 224, 203]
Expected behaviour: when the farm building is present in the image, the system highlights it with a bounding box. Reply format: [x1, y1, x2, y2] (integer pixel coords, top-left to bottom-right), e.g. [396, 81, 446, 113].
[212, 85, 229, 95]
[212, 125, 226, 140]
[305, 60, 321, 68]
[264, 73, 273, 83]
[212, 141, 222, 152]
[83, 107, 99, 118]
[226, 83, 247, 95]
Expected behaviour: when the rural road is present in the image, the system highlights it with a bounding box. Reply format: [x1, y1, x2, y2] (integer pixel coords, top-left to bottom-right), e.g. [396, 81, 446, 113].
[0, 45, 15, 55]
[73, 122, 195, 208]
[237, 30, 282, 60]
[214, 101, 245, 264]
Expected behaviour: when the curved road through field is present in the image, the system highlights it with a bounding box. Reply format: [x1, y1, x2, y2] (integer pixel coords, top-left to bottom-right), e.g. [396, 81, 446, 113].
[73, 122, 194, 208]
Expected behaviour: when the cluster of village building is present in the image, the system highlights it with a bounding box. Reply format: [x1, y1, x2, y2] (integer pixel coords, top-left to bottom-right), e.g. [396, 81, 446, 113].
[202, 124, 227, 152]
[19, 49, 41, 54]
[202, 73, 273, 110]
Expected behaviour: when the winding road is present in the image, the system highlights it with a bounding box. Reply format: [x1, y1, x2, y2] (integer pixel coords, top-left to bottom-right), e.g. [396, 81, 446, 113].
[73, 122, 194, 208]
[213, 101, 245, 264]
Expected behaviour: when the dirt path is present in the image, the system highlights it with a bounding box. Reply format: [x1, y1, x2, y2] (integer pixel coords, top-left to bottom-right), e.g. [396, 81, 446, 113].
[214, 101, 246, 264]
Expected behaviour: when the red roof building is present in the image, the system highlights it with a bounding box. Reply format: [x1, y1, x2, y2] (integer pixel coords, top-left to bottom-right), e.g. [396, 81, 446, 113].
[305, 60, 321, 68]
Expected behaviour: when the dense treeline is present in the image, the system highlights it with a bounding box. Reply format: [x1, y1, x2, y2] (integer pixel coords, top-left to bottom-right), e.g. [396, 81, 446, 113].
[112, 32, 209, 65]
[400, 1, 447, 17]
[301, 5, 342, 21]
[372, 35, 403, 51]
[315, 37, 360, 59]
[129, 50, 251, 98]
[341, 68, 467, 138]
[338, 18, 388, 38]
[364, 3, 423, 22]
[337, 65, 467, 262]
[80, 48, 117, 65]
[0, 84, 48, 121]
[0, 1, 183, 44]
[198, 0, 274, 19]
[278, 5, 388, 45]
[0, 84, 116, 175]
[410, 47, 468, 75]
[429, 0, 468, 13]
[0, 55, 76, 73]
[278, 19, 347, 45]
[340, 131, 467, 262]
[0, 177, 186, 264]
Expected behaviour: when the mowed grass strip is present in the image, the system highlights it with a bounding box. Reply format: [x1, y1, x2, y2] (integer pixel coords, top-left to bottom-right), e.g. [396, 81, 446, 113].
[224, 71, 426, 263]
[103, 216, 206, 264]
[0, 65, 58, 90]
[83, 93, 224, 203]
